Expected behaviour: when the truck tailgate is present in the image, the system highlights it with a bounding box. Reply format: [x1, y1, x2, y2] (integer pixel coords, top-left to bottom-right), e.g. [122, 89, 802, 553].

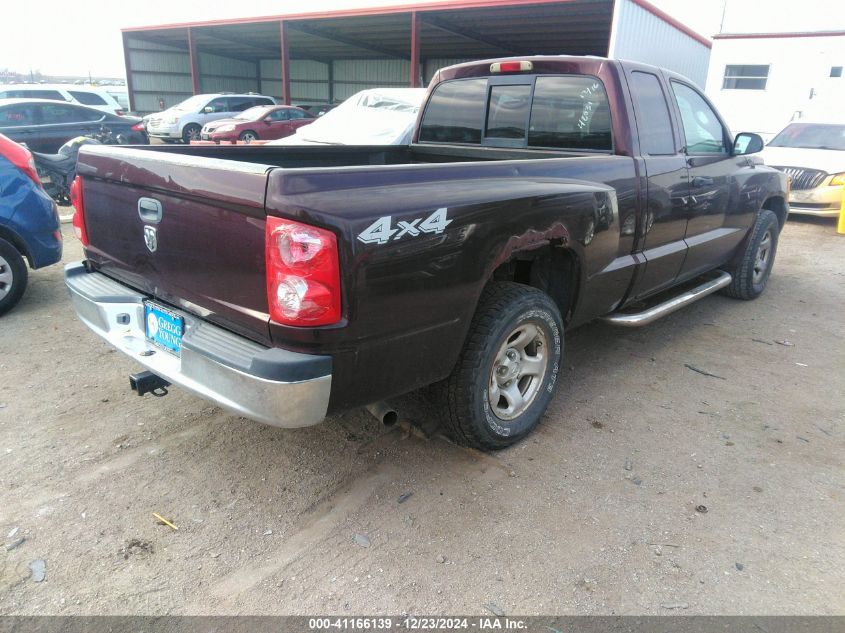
[76, 146, 273, 344]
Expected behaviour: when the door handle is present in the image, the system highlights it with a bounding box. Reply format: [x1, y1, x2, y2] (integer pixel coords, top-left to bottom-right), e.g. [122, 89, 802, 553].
[138, 197, 163, 224]
[691, 176, 714, 188]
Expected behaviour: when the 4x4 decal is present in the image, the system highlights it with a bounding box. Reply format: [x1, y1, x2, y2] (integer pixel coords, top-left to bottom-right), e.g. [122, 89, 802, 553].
[357, 208, 452, 245]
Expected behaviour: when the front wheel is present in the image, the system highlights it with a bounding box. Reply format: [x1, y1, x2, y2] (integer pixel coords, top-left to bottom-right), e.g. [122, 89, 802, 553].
[182, 124, 202, 143]
[436, 282, 563, 450]
[239, 130, 258, 143]
[722, 209, 780, 300]
[0, 238, 28, 317]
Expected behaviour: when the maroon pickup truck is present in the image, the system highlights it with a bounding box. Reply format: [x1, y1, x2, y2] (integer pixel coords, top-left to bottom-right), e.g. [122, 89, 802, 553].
[65, 56, 788, 450]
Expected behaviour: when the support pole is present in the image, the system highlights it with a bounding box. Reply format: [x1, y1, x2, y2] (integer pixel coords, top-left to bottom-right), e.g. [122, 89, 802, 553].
[187, 27, 200, 95]
[280, 20, 291, 105]
[410, 11, 421, 88]
[121, 32, 135, 112]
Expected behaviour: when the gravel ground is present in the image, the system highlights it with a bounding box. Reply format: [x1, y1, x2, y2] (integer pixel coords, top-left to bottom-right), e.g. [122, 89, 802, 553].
[0, 216, 843, 616]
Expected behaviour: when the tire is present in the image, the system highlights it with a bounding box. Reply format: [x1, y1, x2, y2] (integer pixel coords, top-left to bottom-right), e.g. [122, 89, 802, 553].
[0, 238, 28, 317]
[721, 209, 780, 300]
[182, 124, 202, 143]
[239, 130, 258, 143]
[435, 282, 563, 450]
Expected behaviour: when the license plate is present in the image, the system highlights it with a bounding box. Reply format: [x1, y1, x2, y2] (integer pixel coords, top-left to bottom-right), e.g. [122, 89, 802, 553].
[201, 133, 210, 140]
[144, 301, 184, 355]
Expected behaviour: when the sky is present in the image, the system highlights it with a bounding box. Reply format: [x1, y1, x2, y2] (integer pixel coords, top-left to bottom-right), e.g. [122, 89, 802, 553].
[0, 0, 840, 78]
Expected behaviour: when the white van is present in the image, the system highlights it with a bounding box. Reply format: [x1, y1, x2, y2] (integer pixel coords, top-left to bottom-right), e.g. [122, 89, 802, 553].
[0, 84, 125, 115]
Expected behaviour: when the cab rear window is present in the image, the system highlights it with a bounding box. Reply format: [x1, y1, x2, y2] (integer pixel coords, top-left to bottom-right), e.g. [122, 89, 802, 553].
[418, 78, 487, 144]
[419, 74, 612, 151]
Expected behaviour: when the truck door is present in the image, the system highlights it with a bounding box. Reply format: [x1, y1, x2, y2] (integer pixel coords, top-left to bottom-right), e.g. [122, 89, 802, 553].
[667, 80, 746, 279]
[623, 67, 690, 299]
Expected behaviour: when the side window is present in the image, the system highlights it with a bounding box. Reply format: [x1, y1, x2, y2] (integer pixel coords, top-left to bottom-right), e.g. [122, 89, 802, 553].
[528, 76, 612, 151]
[205, 98, 230, 113]
[486, 84, 531, 140]
[288, 109, 309, 120]
[11, 89, 64, 101]
[418, 78, 488, 144]
[39, 103, 101, 123]
[722, 65, 769, 90]
[671, 82, 726, 154]
[628, 71, 675, 155]
[0, 105, 38, 127]
[255, 97, 275, 106]
[271, 109, 290, 121]
[228, 97, 255, 112]
[69, 91, 107, 106]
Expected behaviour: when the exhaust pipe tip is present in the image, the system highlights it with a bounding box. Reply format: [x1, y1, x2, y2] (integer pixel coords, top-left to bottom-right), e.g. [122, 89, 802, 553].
[366, 401, 398, 426]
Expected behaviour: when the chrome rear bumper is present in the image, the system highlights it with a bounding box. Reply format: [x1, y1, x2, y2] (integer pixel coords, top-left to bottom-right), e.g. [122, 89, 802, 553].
[64, 262, 332, 428]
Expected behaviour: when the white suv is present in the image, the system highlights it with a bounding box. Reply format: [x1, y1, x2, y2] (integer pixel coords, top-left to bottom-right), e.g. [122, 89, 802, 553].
[0, 84, 125, 115]
[145, 93, 276, 143]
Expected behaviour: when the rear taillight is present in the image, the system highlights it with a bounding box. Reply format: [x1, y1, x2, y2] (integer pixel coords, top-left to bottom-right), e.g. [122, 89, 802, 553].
[131, 122, 144, 132]
[70, 176, 89, 246]
[265, 217, 341, 326]
[0, 132, 41, 186]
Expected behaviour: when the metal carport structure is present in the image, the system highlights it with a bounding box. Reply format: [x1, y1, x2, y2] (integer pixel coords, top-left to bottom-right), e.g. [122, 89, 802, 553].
[121, 0, 711, 113]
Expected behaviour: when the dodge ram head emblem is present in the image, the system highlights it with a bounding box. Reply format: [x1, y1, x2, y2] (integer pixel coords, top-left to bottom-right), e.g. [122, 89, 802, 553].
[144, 226, 158, 253]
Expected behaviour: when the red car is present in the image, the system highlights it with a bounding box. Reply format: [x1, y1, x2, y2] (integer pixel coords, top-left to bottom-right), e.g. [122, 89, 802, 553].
[200, 105, 314, 143]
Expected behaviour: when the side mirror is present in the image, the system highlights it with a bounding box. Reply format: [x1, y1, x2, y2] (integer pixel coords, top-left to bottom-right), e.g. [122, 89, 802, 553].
[264, 117, 273, 124]
[733, 132, 764, 156]
[202, 106, 214, 114]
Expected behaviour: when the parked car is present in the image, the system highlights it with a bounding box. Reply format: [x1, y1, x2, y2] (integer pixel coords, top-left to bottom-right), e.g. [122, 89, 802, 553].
[0, 84, 125, 115]
[296, 104, 337, 117]
[146, 93, 276, 143]
[65, 56, 786, 450]
[760, 121, 845, 217]
[0, 134, 62, 316]
[270, 88, 426, 146]
[200, 105, 315, 143]
[105, 88, 130, 112]
[0, 99, 147, 153]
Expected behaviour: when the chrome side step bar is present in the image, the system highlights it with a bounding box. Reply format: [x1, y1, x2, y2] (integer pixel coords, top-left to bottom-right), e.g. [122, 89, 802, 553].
[600, 271, 732, 328]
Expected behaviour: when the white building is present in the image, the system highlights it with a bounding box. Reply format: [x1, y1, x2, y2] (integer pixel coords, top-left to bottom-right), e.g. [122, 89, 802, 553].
[705, 30, 845, 139]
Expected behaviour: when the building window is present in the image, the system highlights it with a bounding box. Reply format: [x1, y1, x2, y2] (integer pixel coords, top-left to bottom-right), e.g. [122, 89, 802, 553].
[722, 65, 769, 90]
[831, 66, 843, 78]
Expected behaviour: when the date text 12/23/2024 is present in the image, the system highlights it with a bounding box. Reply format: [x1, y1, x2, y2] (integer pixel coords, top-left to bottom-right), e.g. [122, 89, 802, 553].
[308, 617, 528, 630]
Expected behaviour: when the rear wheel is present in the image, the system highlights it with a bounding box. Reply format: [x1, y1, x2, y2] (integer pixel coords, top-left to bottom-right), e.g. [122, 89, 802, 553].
[722, 209, 780, 300]
[239, 130, 258, 143]
[182, 124, 201, 143]
[0, 238, 28, 317]
[436, 282, 563, 450]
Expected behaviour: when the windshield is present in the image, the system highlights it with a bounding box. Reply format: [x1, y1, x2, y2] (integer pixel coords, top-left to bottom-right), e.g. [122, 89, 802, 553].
[170, 95, 210, 112]
[769, 123, 845, 151]
[235, 106, 273, 120]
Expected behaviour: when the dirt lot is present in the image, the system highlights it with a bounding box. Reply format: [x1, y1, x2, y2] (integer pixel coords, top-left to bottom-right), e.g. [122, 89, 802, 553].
[0, 216, 843, 616]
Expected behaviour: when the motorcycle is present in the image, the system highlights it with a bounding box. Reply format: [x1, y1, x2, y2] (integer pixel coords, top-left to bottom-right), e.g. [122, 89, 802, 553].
[31, 126, 127, 205]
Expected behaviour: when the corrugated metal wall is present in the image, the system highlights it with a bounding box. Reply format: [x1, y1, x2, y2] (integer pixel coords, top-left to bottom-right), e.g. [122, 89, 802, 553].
[259, 59, 412, 105]
[260, 60, 331, 103]
[609, 0, 711, 87]
[332, 60, 410, 101]
[125, 37, 193, 113]
[198, 52, 259, 94]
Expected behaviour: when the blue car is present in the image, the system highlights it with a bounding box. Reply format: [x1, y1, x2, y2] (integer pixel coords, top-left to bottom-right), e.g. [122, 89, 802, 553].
[0, 133, 62, 315]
